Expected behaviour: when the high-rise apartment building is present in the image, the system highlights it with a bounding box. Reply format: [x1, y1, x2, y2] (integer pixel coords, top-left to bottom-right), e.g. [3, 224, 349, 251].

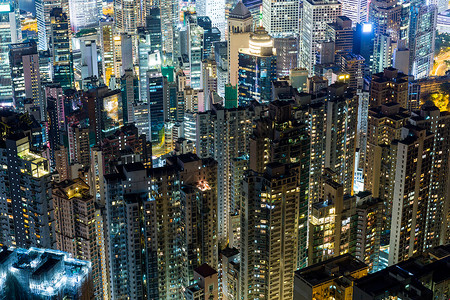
[0, 135, 55, 249]
[185, 264, 219, 300]
[325, 83, 358, 195]
[241, 164, 299, 300]
[241, 101, 310, 299]
[196, 104, 260, 244]
[238, 27, 276, 105]
[364, 102, 409, 201]
[389, 125, 434, 265]
[241, 163, 303, 299]
[354, 191, 384, 272]
[54, 145, 70, 181]
[104, 163, 157, 299]
[308, 177, 345, 264]
[338, 53, 365, 90]
[409, 102, 450, 249]
[52, 178, 103, 299]
[219, 247, 240, 300]
[369, 67, 409, 109]
[105, 154, 218, 299]
[67, 125, 90, 167]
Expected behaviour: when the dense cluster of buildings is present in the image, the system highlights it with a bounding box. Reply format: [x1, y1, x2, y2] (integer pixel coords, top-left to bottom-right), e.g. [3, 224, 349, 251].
[0, 0, 449, 299]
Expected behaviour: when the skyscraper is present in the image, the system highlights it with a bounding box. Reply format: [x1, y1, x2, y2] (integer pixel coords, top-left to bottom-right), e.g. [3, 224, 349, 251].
[228, 1, 253, 86]
[87, 86, 123, 143]
[186, 13, 204, 89]
[146, 7, 162, 53]
[369, 0, 402, 73]
[160, 0, 179, 59]
[364, 102, 409, 200]
[113, 0, 146, 34]
[238, 27, 276, 105]
[388, 125, 434, 265]
[137, 28, 152, 102]
[0, 135, 55, 249]
[68, 0, 99, 32]
[146, 53, 166, 145]
[325, 83, 358, 195]
[100, 20, 115, 85]
[52, 178, 103, 299]
[9, 41, 41, 112]
[325, 16, 353, 55]
[300, 0, 342, 74]
[353, 22, 375, 72]
[196, 0, 226, 38]
[273, 36, 298, 77]
[241, 101, 310, 298]
[0, 0, 21, 107]
[408, 4, 437, 79]
[262, 0, 300, 37]
[50, 8, 73, 90]
[197, 16, 221, 60]
[341, 0, 368, 25]
[121, 69, 138, 124]
[409, 102, 450, 249]
[35, 0, 60, 50]
[196, 104, 259, 245]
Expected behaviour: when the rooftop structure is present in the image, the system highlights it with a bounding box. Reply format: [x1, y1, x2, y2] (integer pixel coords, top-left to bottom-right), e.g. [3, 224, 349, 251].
[294, 254, 368, 300]
[0, 247, 92, 299]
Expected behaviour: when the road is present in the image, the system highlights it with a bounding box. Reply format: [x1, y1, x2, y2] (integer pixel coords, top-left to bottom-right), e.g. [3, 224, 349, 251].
[433, 48, 450, 76]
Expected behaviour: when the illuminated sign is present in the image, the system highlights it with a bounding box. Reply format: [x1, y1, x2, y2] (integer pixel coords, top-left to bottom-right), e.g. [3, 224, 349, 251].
[0, 3, 11, 12]
[362, 23, 373, 33]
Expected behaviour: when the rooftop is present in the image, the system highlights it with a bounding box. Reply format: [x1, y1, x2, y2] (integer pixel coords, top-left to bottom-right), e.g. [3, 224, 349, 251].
[0, 247, 91, 298]
[229, 1, 251, 19]
[295, 254, 367, 286]
[195, 263, 217, 278]
[220, 247, 240, 258]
